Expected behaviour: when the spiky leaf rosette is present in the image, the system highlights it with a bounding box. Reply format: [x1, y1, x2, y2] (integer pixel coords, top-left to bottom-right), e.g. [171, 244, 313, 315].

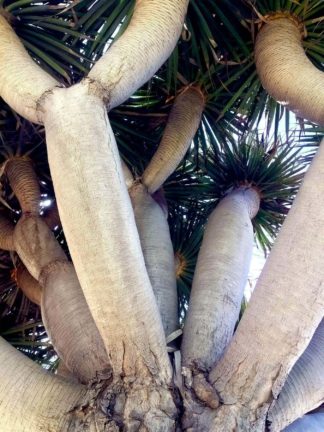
[204, 132, 305, 253]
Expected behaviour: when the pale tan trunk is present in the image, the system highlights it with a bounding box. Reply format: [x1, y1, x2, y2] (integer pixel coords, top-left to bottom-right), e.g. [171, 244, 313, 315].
[255, 16, 324, 125]
[197, 141, 324, 431]
[268, 319, 324, 431]
[16, 262, 42, 305]
[130, 182, 178, 336]
[44, 86, 171, 380]
[0, 214, 15, 251]
[142, 87, 205, 194]
[182, 188, 259, 372]
[0, 15, 59, 124]
[43, 88, 177, 429]
[0, 336, 85, 432]
[86, 0, 189, 110]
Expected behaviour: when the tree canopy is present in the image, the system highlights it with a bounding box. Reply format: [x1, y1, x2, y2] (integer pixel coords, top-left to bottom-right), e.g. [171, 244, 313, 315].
[0, 1, 323, 430]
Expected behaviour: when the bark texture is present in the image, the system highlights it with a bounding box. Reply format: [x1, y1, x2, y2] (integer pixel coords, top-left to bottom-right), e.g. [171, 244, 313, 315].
[142, 87, 205, 194]
[255, 16, 324, 125]
[130, 182, 178, 336]
[87, 0, 189, 110]
[181, 188, 259, 372]
[268, 319, 324, 431]
[4, 157, 40, 214]
[201, 141, 324, 430]
[0, 336, 86, 432]
[0, 213, 15, 251]
[284, 413, 324, 432]
[0, 15, 59, 124]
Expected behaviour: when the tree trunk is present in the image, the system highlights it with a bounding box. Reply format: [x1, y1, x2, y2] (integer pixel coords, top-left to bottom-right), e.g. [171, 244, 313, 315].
[130, 182, 178, 336]
[0, 337, 85, 432]
[87, 0, 189, 110]
[268, 319, 324, 431]
[43, 86, 177, 428]
[0, 1, 190, 426]
[181, 188, 259, 372]
[197, 140, 324, 431]
[284, 413, 324, 432]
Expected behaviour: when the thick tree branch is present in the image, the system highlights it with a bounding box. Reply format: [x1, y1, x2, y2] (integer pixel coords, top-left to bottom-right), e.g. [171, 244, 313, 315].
[142, 86, 205, 194]
[181, 188, 259, 372]
[206, 141, 324, 428]
[284, 413, 324, 432]
[255, 16, 324, 125]
[41, 261, 110, 383]
[0, 15, 59, 124]
[4, 157, 40, 214]
[3, 157, 110, 383]
[43, 200, 61, 231]
[268, 319, 324, 431]
[0, 337, 85, 432]
[86, 0, 189, 110]
[130, 182, 179, 336]
[0, 213, 15, 251]
[44, 86, 172, 380]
